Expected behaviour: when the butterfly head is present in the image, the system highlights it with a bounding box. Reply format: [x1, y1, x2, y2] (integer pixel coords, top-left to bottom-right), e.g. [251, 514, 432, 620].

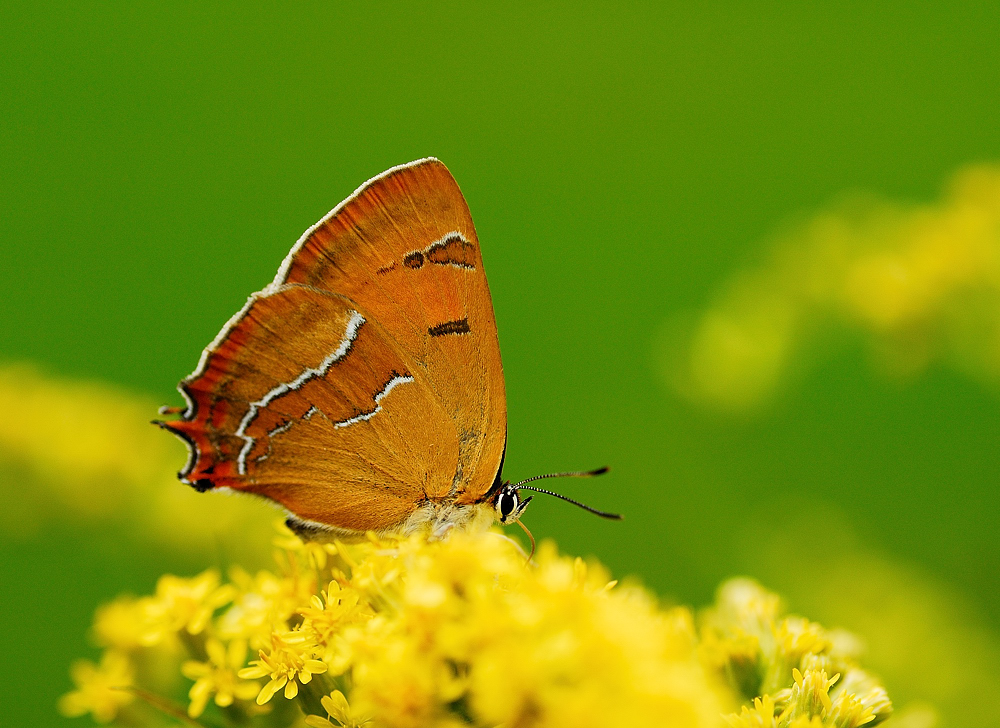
[493, 483, 533, 524]
[486, 468, 620, 561]
[488, 467, 621, 526]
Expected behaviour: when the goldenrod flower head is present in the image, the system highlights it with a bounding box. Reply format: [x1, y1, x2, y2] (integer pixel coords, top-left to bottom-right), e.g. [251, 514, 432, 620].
[669, 163, 1000, 410]
[58, 651, 134, 724]
[141, 569, 235, 645]
[786, 667, 838, 721]
[832, 669, 892, 728]
[180, 638, 259, 717]
[726, 695, 778, 728]
[702, 580, 892, 728]
[0, 366, 276, 560]
[305, 689, 370, 728]
[64, 530, 896, 728]
[218, 566, 315, 650]
[91, 596, 148, 651]
[238, 631, 329, 704]
[826, 690, 877, 728]
[776, 619, 832, 666]
[299, 579, 372, 657]
[340, 533, 728, 728]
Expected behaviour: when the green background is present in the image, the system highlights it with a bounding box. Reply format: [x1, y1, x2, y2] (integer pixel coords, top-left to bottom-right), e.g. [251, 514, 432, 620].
[3, 3, 999, 726]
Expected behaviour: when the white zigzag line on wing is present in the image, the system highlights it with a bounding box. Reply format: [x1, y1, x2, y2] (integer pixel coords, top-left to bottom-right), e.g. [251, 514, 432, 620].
[235, 311, 366, 475]
[333, 374, 415, 429]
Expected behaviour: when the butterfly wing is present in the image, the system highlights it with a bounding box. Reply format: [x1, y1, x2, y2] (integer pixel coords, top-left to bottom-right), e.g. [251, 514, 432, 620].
[161, 159, 506, 533]
[272, 158, 507, 506]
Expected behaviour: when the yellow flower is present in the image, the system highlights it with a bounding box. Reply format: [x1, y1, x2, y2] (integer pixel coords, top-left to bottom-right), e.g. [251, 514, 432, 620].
[345, 533, 727, 728]
[218, 566, 314, 650]
[704, 580, 893, 728]
[0, 365, 275, 560]
[67, 531, 897, 728]
[181, 638, 260, 717]
[831, 669, 892, 728]
[58, 651, 134, 724]
[669, 163, 1000, 410]
[785, 667, 838, 722]
[725, 695, 778, 728]
[826, 690, 877, 728]
[305, 689, 370, 728]
[141, 569, 236, 644]
[238, 632, 329, 704]
[299, 579, 372, 658]
[274, 518, 331, 570]
[91, 596, 148, 651]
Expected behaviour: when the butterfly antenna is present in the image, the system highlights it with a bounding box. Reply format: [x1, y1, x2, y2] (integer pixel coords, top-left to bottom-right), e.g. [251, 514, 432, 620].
[513, 467, 622, 520]
[511, 466, 609, 488]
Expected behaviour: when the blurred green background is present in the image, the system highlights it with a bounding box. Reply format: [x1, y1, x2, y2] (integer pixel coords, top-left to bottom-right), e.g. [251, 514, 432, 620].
[3, 3, 1000, 726]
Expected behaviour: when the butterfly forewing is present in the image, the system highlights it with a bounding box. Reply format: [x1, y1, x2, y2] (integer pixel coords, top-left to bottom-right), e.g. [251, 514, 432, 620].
[274, 159, 506, 505]
[161, 159, 506, 533]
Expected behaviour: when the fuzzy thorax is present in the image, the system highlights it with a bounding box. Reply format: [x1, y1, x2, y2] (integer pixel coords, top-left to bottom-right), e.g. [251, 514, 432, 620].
[285, 500, 497, 543]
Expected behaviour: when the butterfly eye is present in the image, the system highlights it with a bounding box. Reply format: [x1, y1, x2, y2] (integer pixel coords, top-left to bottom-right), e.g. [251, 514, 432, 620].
[497, 489, 519, 521]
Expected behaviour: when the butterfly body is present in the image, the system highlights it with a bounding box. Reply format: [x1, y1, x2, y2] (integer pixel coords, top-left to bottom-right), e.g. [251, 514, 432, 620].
[159, 159, 508, 539]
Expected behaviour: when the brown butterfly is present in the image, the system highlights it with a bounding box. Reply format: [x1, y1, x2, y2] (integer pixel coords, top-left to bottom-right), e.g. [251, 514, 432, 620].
[157, 158, 619, 541]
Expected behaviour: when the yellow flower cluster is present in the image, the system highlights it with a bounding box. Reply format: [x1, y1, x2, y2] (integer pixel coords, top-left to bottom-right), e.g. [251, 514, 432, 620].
[669, 164, 1000, 411]
[61, 528, 894, 728]
[701, 580, 892, 728]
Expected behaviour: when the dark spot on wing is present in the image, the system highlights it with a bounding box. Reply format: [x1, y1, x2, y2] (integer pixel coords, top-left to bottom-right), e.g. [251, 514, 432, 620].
[426, 233, 476, 268]
[399, 234, 476, 274]
[428, 318, 471, 337]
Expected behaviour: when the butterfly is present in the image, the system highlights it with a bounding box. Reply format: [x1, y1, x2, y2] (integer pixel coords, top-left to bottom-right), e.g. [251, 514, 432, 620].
[157, 158, 620, 542]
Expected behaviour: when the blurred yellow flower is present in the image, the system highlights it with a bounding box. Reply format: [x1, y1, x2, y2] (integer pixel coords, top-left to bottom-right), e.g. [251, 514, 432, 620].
[58, 651, 134, 724]
[218, 565, 316, 650]
[62, 528, 896, 727]
[91, 597, 147, 651]
[668, 164, 1000, 411]
[0, 364, 277, 561]
[305, 689, 370, 728]
[140, 569, 236, 645]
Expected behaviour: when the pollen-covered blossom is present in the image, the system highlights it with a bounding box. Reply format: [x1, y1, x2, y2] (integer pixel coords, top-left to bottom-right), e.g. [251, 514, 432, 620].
[62, 527, 896, 727]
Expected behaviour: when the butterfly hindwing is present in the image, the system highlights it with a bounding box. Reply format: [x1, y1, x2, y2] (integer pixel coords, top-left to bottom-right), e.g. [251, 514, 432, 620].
[163, 284, 460, 533]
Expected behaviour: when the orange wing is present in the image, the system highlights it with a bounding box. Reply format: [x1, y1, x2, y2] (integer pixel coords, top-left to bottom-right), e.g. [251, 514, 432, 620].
[159, 159, 506, 534]
[272, 158, 506, 506]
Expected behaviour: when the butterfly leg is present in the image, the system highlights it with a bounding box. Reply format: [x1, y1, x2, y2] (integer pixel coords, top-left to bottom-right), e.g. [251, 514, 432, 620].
[430, 520, 456, 541]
